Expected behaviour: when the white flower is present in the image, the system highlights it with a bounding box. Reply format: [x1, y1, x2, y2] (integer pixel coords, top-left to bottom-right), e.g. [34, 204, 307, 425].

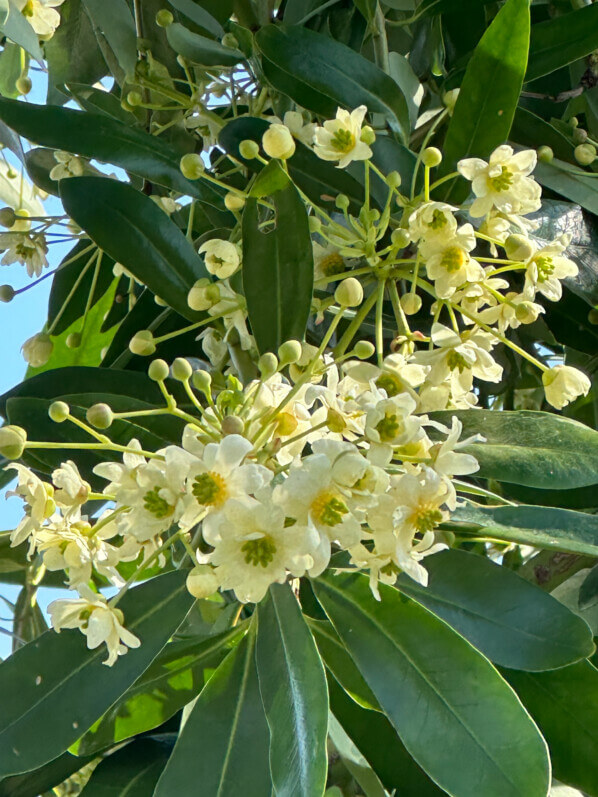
[283, 111, 316, 146]
[365, 392, 423, 450]
[199, 239, 240, 279]
[21, 332, 53, 367]
[207, 280, 254, 351]
[524, 238, 578, 302]
[186, 565, 220, 598]
[427, 417, 481, 480]
[48, 587, 140, 666]
[49, 151, 84, 181]
[51, 460, 90, 510]
[6, 463, 55, 547]
[457, 145, 541, 218]
[420, 223, 484, 299]
[313, 106, 372, 169]
[312, 241, 347, 281]
[204, 497, 317, 603]
[0, 232, 48, 277]
[408, 201, 458, 243]
[542, 365, 591, 410]
[477, 289, 544, 332]
[15, 0, 65, 39]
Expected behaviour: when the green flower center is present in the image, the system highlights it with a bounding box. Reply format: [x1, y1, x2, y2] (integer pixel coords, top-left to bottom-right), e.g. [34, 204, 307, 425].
[192, 472, 228, 506]
[311, 491, 349, 527]
[320, 252, 345, 276]
[489, 165, 513, 192]
[143, 487, 174, 519]
[375, 412, 403, 442]
[331, 129, 355, 153]
[534, 255, 555, 282]
[446, 350, 469, 373]
[241, 536, 277, 567]
[428, 209, 448, 230]
[440, 246, 468, 273]
[22, 1, 35, 17]
[376, 372, 402, 398]
[412, 507, 444, 534]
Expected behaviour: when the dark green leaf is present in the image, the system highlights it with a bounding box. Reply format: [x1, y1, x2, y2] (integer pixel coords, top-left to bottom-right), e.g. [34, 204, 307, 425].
[154, 627, 272, 797]
[313, 572, 550, 797]
[451, 502, 598, 557]
[526, 4, 598, 82]
[440, 0, 530, 201]
[0, 0, 43, 61]
[80, 738, 172, 796]
[82, 0, 137, 78]
[0, 43, 24, 99]
[256, 584, 328, 797]
[535, 158, 598, 217]
[242, 175, 314, 353]
[511, 107, 573, 162]
[166, 22, 244, 66]
[256, 23, 410, 141]
[60, 176, 207, 321]
[397, 549, 594, 670]
[0, 751, 96, 797]
[166, 0, 224, 36]
[0, 570, 194, 777]
[580, 565, 598, 610]
[430, 409, 598, 489]
[505, 662, 598, 797]
[327, 713, 388, 797]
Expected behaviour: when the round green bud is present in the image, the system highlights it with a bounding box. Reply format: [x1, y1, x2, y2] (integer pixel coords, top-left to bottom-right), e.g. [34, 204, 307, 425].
[221, 415, 245, 436]
[391, 228, 411, 249]
[186, 565, 219, 599]
[335, 194, 350, 211]
[48, 401, 69, 423]
[278, 339, 302, 365]
[0, 425, 26, 460]
[308, 216, 322, 234]
[537, 145, 553, 164]
[192, 369, 212, 394]
[570, 116, 579, 128]
[573, 127, 588, 144]
[188, 279, 220, 311]
[575, 143, 597, 166]
[421, 147, 442, 167]
[16, 76, 32, 95]
[86, 403, 113, 429]
[360, 125, 376, 145]
[224, 192, 245, 212]
[258, 352, 279, 379]
[514, 301, 538, 324]
[386, 170, 401, 189]
[443, 88, 459, 113]
[587, 308, 598, 325]
[66, 332, 82, 349]
[155, 8, 173, 26]
[0, 207, 16, 228]
[354, 340, 375, 359]
[400, 292, 422, 315]
[221, 32, 239, 48]
[129, 329, 156, 356]
[126, 90, 144, 107]
[335, 277, 363, 308]
[172, 357, 193, 381]
[180, 152, 205, 180]
[504, 233, 535, 262]
[0, 284, 15, 302]
[239, 139, 260, 159]
[148, 359, 169, 381]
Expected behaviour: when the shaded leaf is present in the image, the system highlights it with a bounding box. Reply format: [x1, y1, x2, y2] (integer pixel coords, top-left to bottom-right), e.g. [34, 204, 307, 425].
[526, 4, 598, 82]
[166, 22, 244, 66]
[82, 0, 137, 78]
[80, 738, 172, 796]
[0, 0, 43, 61]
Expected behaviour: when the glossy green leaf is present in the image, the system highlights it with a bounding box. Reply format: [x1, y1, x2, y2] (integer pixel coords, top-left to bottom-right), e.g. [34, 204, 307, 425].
[534, 158, 598, 217]
[313, 572, 550, 797]
[451, 502, 598, 557]
[506, 662, 598, 797]
[430, 409, 598, 489]
[242, 174, 314, 353]
[60, 176, 207, 321]
[526, 4, 598, 82]
[579, 565, 598, 610]
[441, 0, 530, 201]
[397, 549, 594, 670]
[0, 570, 194, 777]
[256, 24, 410, 141]
[80, 738, 172, 796]
[256, 584, 328, 797]
[82, 0, 137, 78]
[511, 107, 573, 162]
[0, 43, 22, 99]
[166, 0, 223, 35]
[154, 627, 272, 797]
[76, 624, 246, 756]
[327, 714, 388, 797]
[166, 22, 244, 66]
[0, 0, 43, 61]
[0, 751, 97, 797]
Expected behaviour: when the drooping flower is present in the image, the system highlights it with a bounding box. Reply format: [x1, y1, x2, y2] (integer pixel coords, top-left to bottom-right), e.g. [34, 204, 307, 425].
[0, 232, 48, 277]
[542, 364, 591, 410]
[198, 239, 240, 280]
[524, 238, 578, 302]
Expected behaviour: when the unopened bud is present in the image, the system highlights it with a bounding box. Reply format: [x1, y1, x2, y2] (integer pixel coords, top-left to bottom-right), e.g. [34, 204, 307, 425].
[514, 301, 538, 324]
[421, 147, 442, 167]
[224, 192, 245, 211]
[192, 369, 212, 394]
[16, 76, 32, 95]
[258, 352, 278, 379]
[188, 279, 219, 311]
[335, 194, 350, 211]
[0, 425, 26, 459]
[278, 339, 302, 365]
[22, 333, 53, 367]
[0, 284, 15, 302]
[570, 116, 579, 128]
[148, 359, 169, 381]
[308, 216, 322, 234]
[0, 207, 16, 227]
[354, 340, 375, 359]
[400, 293, 422, 315]
[262, 124, 296, 160]
[66, 332, 82, 349]
[391, 228, 410, 249]
[129, 330, 156, 356]
[537, 145, 553, 163]
[504, 234, 534, 262]
[360, 125, 376, 145]
[186, 565, 219, 599]
[127, 91, 143, 107]
[326, 408, 346, 433]
[443, 88, 459, 113]
[573, 127, 588, 144]
[575, 143, 597, 166]
[48, 401, 69, 423]
[86, 403, 113, 429]
[335, 277, 363, 307]
[221, 415, 245, 436]
[155, 8, 173, 26]
[588, 308, 598, 325]
[180, 153, 205, 180]
[386, 171, 401, 189]
[172, 357, 192, 381]
[239, 139, 260, 159]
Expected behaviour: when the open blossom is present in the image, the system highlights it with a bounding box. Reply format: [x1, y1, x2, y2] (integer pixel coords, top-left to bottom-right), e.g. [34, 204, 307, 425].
[0, 232, 48, 277]
[542, 365, 591, 410]
[15, 0, 65, 39]
[6, 463, 55, 548]
[524, 238, 578, 302]
[314, 106, 372, 168]
[420, 223, 484, 299]
[458, 146, 541, 218]
[199, 239, 240, 280]
[49, 151, 84, 181]
[408, 201, 458, 243]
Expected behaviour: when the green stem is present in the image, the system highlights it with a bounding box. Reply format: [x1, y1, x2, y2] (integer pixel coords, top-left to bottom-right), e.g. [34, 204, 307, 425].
[333, 290, 378, 357]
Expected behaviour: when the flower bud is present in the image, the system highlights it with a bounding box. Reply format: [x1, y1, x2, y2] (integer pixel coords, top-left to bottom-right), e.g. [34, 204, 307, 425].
[360, 125, 376, 145]
[155, 8, 173, 26]
[262, 124, 296, 160]
[391, 228, 410, 249]
[443, 88, 459, 113]
[154, 295, 168, 306]
[335, 277, 363, 307]
[188, 278, 220, 311]
[172, 357, 193, 381]
[386, 170, 401, 189]
[421, 147, 442, 167]
[0, 284, 15, 302]
[400, 292, 422, 315]
[537, 145, 553, 164]
[127, 91, 143, 107]
[221, 415, 245, 436]
[221, 33, 239, 48]
[239, 139, 260, 159]
[575, 143, 597, 166]
[148, 359, 169, 381]
[308, 216, 322, 234]
[514, 301, 539, 325]
[354, 340, 375, 359]
[0, 425, 26, 460]
[0, 208, 16, 227]
[186, 565, 219, 599]
[588, 308, 598, 325]
[16, 76, 32, 95]
[278, 339, 302, 365]
[129, 330, 156, 356]
[504, 234, 534, 262]
[573, 127, 588, 144]
[22, 333, 53, 367]
[570, 117, 579, 128]
[326, 408, 346, 433]
[192, 369, 212, 395]
[335, 194, 350, 211]
[86, 403, 113, 429]
[224, 192, 245, 212]
[66, 332, 82, 349]
[180, 153, 205, 180]
[258, 352, 278, 379]
[48, 401, 70, 423]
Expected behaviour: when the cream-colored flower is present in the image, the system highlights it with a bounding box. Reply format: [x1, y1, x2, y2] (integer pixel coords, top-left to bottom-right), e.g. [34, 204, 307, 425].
[408, 201, 458, 243]
[52, 460, 90, 510]
[0, 232, 48, 277]
[457, 145, 541, 218]
[477, 289, 544, 332]
[364, 392, 423, 451]
[542, 365, 591, 410]
[199, 239, 240, 279]
[49, 151, 84, 181]
[6, 463, 55, 548]
[420, 223, 484, 299]
[262, 123, 296, 159]
[15, 0, 65, 39]
[524, 238, 578, 302]
[21, 332, 53, 367]
[283, 111, 316, 146]
[312, 241, 347, 281]
[313, 106, 372, 168]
